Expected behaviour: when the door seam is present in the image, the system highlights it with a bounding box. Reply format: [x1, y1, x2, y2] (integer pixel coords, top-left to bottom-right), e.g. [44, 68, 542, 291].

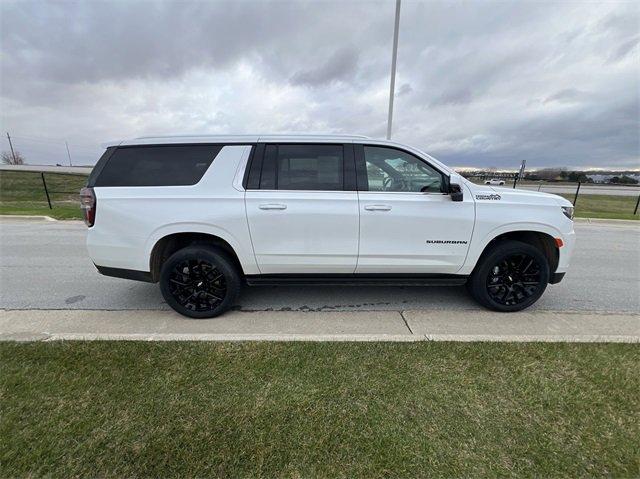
[354, 191, 362, 273]
[243, 191, 263, 274]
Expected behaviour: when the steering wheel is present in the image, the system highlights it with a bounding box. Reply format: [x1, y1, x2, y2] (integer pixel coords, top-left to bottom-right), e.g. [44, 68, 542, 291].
[382, 176, 394, 191]
[420, 179, 441, 192]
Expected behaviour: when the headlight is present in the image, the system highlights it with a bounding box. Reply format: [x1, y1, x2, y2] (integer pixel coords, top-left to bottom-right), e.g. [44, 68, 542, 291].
[561, 206, 574, 220]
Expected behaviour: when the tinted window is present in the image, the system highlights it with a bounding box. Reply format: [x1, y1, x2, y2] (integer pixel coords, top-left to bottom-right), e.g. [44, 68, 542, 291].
[86, 147, 115, 187]
[244, 145, 262, 189]
[274, 144, 343, 190]
[364, 146, 443, 193]
[94, 145, 222, 187]
[259, 144, 278, 190]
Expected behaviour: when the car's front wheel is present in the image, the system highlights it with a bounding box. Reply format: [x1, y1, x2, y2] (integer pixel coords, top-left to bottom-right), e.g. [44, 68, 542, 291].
[159, 245, 241, 318]
[467, 240, 550, 312]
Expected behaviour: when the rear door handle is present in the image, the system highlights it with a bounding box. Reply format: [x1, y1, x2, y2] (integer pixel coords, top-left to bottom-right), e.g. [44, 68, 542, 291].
[364, 204, 392, 211]
[259, 203, 287, 210]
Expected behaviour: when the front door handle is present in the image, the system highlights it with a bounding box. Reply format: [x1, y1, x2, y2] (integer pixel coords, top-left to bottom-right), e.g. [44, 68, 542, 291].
[364, 204, 392, 211]
[259, 203, 287, 210]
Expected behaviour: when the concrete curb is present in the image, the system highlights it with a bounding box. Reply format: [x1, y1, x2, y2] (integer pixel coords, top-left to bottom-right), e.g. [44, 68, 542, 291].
[0, 214, 57, 222]
[27, 333, 639, 343]
[3, 332, 637, 343]
[2, 309, 639, 343]
[38, 333, 423, 342]
[574, 217, 638, 225]
[424, 334, 640, 343]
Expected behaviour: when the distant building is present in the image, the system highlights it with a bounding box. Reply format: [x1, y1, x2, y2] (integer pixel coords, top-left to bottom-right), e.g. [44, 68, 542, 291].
[587, 174, 640, 184]
[587, 174, 612, 183]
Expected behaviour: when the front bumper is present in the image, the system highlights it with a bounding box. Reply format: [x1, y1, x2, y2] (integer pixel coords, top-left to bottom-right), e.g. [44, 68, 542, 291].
[556, 228, 576, 273]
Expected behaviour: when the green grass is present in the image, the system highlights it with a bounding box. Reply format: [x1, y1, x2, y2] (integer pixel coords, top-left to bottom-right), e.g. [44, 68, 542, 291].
[0, 170, 86, 219]
[1, 341, 638, 478]
[0, 202, 82, 219]
[560, 194, 639, 221]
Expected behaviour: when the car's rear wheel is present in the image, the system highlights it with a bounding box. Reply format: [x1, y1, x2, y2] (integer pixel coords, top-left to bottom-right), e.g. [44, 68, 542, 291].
[159, 245, 241, 318]
[467, 240, 550, 312]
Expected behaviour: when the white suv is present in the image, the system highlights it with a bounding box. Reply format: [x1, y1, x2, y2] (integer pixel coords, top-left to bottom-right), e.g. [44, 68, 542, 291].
[81, 134, 576, 318]
[485, 179, 506, 186]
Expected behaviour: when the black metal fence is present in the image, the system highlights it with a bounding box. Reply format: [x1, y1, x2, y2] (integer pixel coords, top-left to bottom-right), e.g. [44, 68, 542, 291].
[0, 169, 88, 210]
[463, 175, 639, 216]
[1, 169, 638, 216]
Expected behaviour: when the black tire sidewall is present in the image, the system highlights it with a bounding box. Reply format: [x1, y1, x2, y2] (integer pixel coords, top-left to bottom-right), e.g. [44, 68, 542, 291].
[469, 240, 550, 312]
[159, 246, 241, 318]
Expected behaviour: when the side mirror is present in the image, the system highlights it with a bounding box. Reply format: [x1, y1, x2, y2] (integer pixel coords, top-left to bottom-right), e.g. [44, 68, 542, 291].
[449, 183, 464, 202]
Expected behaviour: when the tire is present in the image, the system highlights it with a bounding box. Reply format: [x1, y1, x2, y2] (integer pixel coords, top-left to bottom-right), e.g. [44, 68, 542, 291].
[467, 240, 550, 312]
[159, 245, 241, 318]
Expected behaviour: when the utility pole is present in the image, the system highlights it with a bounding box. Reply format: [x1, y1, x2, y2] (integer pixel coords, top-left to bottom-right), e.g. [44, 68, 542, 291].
[6, 132, 16, 163]
[65, 141, 73, 166]
[514, 159, 526, 188]
[386, 0, 401, 140]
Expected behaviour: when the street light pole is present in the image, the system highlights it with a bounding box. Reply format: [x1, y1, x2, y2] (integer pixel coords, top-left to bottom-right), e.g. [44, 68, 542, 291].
[6, 132, 17, 163]
[65, 141, 73, 166]
[386, 0, 401, 140]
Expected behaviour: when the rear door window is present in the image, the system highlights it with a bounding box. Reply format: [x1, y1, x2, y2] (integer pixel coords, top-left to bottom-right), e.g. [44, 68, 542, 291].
[93, 145, 222, 187]
[258, 144, 344, 191]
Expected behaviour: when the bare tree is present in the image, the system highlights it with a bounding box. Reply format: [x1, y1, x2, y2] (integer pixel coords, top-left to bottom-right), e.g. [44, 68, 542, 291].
[1, 150, 25, 165]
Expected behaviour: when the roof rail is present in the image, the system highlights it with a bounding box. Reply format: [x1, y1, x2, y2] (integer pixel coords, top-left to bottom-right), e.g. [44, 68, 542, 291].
[134, 133, 370, 140]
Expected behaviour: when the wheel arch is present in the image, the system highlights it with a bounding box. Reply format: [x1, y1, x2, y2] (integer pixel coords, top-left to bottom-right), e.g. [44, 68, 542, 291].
[472, 229, 559, 276]
[459, 224, 563, 274]
[148, 230, 247, 282]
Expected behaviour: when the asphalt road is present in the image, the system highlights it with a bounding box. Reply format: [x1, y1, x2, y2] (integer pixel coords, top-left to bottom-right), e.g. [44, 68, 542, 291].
[0, 164, 93, 175]
[1, 218, 638, 313]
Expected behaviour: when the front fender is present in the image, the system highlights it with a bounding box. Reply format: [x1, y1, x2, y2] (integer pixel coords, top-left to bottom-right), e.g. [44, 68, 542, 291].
[459, 221, 564, 275]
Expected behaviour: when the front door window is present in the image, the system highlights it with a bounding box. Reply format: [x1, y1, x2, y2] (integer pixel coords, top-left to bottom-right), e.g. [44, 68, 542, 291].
[364, 146, 443, 193]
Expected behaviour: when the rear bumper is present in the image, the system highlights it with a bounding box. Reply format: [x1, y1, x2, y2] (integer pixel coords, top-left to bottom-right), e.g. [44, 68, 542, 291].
[549, 272, 566, 284]
[95, 265, 154, 283]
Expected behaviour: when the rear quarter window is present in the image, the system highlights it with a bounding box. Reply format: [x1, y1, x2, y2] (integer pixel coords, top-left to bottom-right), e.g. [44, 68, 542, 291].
[93, 145, 222, 187]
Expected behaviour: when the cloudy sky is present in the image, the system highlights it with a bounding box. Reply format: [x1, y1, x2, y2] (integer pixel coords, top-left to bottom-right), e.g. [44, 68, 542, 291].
[1, 0, 638, 169]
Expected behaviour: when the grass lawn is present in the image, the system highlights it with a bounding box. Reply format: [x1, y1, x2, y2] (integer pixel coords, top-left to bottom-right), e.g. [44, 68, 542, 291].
[1, 341, 638, 478]
[560, 193, 639, 221]
[0, 170, 86, 219]
[0, 201, 82, 219]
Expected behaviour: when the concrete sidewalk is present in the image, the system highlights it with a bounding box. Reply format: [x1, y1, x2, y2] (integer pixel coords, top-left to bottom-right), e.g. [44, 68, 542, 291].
[1, 309, 638, 342]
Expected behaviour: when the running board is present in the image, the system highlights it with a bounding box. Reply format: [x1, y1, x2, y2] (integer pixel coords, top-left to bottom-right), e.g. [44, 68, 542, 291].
[245, 274, 468, 287]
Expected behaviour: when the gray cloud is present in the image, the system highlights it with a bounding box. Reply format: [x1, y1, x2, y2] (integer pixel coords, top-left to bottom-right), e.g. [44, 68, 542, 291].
[543, 89, 588, 105]
[609, 36, 639, 62]
[397, 83, 412, 97]
[430, 87, 473, 107]
[290, 48, 359, 87]
[1, 0, 638, 169]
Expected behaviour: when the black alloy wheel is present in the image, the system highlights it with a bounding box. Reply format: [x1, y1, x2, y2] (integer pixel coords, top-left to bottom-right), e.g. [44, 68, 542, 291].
[168, 259, 227, 312]
[160, 246, 241, 318]
[467, 240, 550, 312]
[486, 253, 542, 306]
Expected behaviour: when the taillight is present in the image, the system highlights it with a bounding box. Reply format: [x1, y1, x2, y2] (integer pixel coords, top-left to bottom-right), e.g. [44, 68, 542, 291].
[80, 187, 96, 227]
